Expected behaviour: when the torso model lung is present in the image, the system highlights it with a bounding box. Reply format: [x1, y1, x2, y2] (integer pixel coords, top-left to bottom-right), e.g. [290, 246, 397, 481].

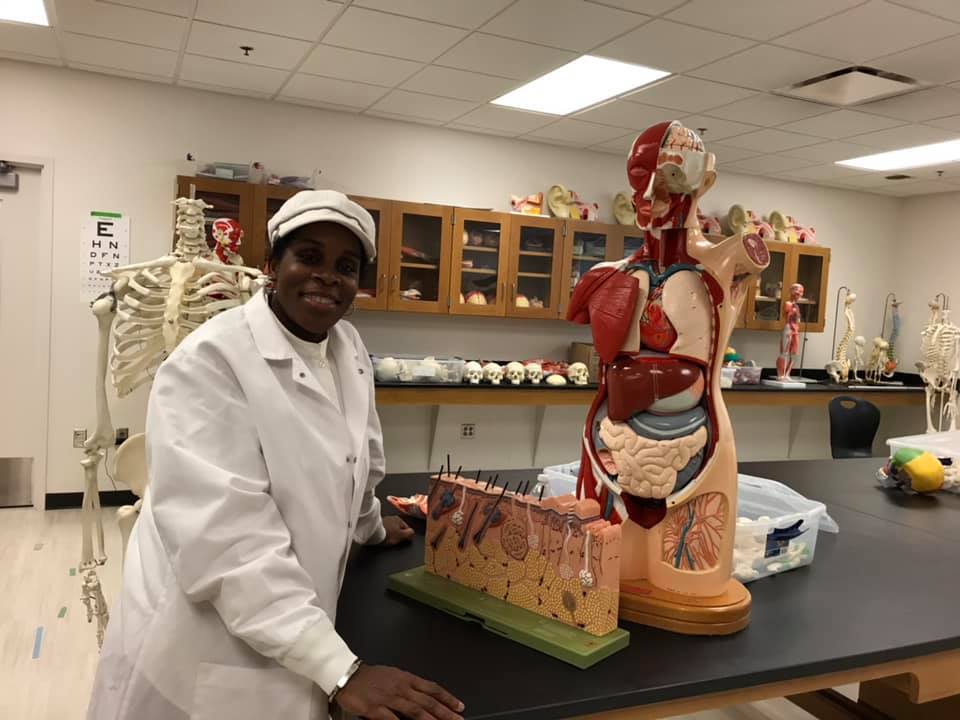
[567, 121, 769, 614]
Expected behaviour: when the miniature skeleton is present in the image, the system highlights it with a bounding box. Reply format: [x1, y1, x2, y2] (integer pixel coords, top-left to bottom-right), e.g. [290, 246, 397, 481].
[865, 337, 890, 384]
[568, 361, 590, 385]
[829, 292, 857, 383]
[917, 300, 960, 433]
[80, 197, 263, 646]
[504, 361, 526, 385]
[524, 362, 543, 384]
[851, 336, 866, 382]
[482, 362, 503, 384]
[463, 360, 483, 384]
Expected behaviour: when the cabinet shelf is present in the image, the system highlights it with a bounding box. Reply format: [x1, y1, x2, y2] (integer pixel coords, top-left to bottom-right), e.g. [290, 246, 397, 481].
[401, 262, 439, 270]
[461, 267, 497, 275]
[755, 295, 817, 304]
[519, 250, 553, 257]
[572, 254, 605, 262]
[463, 246, 499, 253]
[517, 272, 552, 278]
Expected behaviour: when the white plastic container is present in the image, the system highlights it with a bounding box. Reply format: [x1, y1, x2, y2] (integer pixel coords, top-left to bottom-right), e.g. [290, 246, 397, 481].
[371, 355, 465, 384]
[535, 463, 838, 583]
[886, 430, 960, 459]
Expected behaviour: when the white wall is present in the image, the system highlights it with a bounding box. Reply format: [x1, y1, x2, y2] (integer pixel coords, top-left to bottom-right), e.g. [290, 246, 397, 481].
[1, 60, 913, 490]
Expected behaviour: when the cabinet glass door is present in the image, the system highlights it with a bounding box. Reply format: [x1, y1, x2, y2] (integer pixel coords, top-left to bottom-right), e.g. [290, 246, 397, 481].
[176, 176, 254, 263]
[562, 221, 612, 314]
[451, 210, 509, 316]
[349, 196, 391, 311]
[622, 232, 644, 259]
[746, 244, 789, 330]
[507, 216, 562, 319]
[388, 202, 452, 314]
[795, 248, 829, 332]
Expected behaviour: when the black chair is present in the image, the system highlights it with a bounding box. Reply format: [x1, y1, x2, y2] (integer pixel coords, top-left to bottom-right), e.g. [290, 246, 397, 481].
[829, 395, 881, 459]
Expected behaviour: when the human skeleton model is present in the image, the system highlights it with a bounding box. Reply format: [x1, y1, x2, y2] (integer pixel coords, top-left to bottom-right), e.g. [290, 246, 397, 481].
[567, 122, 769, 625]
[917, 300, 960, 433]
[826, 292, 857, 383]
[776, 283, 803, 381]
[80, 198, 263, 646]
[851, 336, 866, 382]
[865, 338, 891, 384]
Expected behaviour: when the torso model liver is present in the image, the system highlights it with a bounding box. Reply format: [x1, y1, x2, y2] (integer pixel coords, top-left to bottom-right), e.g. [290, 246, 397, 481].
[567, 122, 769, 610]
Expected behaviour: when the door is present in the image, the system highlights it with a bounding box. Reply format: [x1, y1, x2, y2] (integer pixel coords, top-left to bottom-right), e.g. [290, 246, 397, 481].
[744, 241, 791, 331]
[388, 202, 452, 314]
[0, 164, 50, 507]
[506, 215, 563, 319]
[450, 209, 510, 317]
[253, 184, 299, 273]
[176, 176, 256, 265]
[795, 246, 831, 333]
[560, 220, 616, 317]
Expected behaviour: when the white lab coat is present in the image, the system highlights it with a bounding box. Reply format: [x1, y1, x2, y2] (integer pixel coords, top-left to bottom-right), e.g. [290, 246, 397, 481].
[88, 290, 386, 720]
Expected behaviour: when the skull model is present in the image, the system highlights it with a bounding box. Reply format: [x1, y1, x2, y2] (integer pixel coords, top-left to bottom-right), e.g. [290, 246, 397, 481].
[505, 361, 526, 385]
[374, 357, 401, 382]
[463, 361, 483, 384]
[483, 362, 504, 385]
[568, 362, 590, 385]
[524, 362, 543, 384]
[545, 374, 567, 386]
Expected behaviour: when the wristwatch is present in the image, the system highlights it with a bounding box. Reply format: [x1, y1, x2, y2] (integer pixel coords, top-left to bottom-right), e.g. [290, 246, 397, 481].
[328, 658, 363, 705]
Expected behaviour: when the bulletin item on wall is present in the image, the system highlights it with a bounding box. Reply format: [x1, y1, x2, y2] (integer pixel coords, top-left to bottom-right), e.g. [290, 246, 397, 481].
[510, 192, 544, 215]
[918, 295, 960, 433]
[82, 211, 130, 301]
[567, 121, 770, 635]
[613, 192, 636, 226]
[825, 287, 857, 384]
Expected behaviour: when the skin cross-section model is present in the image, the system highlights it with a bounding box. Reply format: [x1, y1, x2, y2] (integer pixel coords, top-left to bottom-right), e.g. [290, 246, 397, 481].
[424, 473, 622, 637]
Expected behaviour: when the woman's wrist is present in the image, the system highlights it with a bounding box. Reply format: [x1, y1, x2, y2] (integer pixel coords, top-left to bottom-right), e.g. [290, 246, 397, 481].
[329, 658, 363, 704]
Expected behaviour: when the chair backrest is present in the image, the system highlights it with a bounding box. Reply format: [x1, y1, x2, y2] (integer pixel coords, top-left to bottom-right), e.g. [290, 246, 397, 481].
[828, 396, 881, 459]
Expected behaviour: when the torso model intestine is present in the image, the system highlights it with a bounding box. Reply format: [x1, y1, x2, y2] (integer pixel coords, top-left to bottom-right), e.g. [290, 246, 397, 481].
[776, 283, 803, 380]
[566, 121, 769, 603]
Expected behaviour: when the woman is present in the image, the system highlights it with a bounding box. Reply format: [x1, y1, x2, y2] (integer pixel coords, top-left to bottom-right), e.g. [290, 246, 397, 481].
[88, 191, 464, 720]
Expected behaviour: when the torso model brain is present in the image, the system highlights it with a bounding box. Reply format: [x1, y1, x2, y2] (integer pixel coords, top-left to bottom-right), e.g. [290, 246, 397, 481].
[567, 121, 769, 599]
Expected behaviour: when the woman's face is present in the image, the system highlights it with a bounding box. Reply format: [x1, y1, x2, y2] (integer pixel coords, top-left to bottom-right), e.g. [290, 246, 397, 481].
[270, 222, 363, 338]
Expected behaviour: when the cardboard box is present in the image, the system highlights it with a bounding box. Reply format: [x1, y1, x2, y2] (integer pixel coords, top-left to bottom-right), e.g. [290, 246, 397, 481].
[569, 342, 600, 382]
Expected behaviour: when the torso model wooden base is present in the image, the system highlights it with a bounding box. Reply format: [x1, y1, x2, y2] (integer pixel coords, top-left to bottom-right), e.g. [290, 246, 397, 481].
[618, 578, 751, 635]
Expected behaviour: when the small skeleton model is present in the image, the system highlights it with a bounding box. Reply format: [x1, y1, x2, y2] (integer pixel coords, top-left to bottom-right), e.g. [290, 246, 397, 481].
[917, 299, 960, 433]
[851, 336, 866, 382]
[776, 283, 803, 381]
[80, 197, 263, 646]
[865, 337, 891, 384]
[827, 291, 857, 383]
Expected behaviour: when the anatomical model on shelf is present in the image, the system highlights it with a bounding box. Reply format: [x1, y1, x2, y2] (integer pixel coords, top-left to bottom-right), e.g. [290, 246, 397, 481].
[547, 185, 599, 221]
[865, 337, 891, 384]
[884, 296, 902, 374]
[211, 217, 244, 265]
[767, 211, 817, 245]
[567, 121, 770, 634]
[79, 197, 263, 646]
[425, 470, 622, 636]
[721, 205, 775, 243]
[510, 192, 544, 215]
[775, 283, 804, 381]
[613, 192, 636, 226]
[851, 336, 866, 383]
[917, 298, 960, 433]
[825, 291, 857, 384]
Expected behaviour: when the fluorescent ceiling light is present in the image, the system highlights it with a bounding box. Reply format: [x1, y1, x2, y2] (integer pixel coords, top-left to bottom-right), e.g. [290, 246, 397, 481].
[0, 0, 49, 26]
[491, 55, 669, 116]
[837, 139, 960, 171]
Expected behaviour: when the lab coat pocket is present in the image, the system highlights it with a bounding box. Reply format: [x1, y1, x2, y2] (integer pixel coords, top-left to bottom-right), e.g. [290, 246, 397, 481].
[191, 663, 313, 720]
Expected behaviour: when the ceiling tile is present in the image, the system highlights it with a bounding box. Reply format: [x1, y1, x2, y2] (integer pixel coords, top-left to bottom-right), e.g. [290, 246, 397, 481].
[574, 99, 676, 130]
[448, 123, 521, 138]
[708, 94, 830, 126]
[69, 62, 173, 83]
[368, 89, 477, 121]
[526, 118, 632, 144]
[690, 44, 846, 91]
[0, 22, 59, 59]
[354, 0, 514, 29]
[62, 32, 178, 77]
[401, 66, 517, 102]
[300, 45, 422, 86]
[836, 172, 913, 188]
[848, 123, 960, 149]
[435, 33, 576, 80]
[872, 35, 960, 84]
[179, 54, 288, 94]
[775, 1, 960, 63]
[591, 132, 638, 154]
[280, 74, 389, 108]
[859, 87, 960, 122]
[278, 97, 363, 113]
[887, 0, 960, 22]
[709, 143, 765, 163]
[927, 114, 960, 132]
[585, 0, 688, 13]
[874, 180, 958, 196]
[679, 114, 760, 141]
[186, 21, 311, 69]
[453, 105, 556, 133]
[723, 154, 819, 174]
[100, 0, 194, 15]
[625, 76, 755, 113]
[666, 0, 862, 40]
[194, 0, 341, 41]
[365, 110, 447, 127]
[178, 79, 275, 99]
[57, 0, 187, 51]
[480, 0, 647, 52]
[780, 140, 877, 162]
[324, 7, 468, 62]
[779, 163, 867, 180]
[720, 128, 822, 152]
[778, 110, 906, 139]
[595, 19, 752, 72]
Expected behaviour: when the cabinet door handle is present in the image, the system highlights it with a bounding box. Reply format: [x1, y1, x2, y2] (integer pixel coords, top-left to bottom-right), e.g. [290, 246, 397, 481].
[390, 274, 398, 293]
[499, 281, 505, 300]
[511, 282, 516, 301]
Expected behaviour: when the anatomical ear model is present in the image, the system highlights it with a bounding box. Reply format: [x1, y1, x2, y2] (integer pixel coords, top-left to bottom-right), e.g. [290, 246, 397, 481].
[79, 196, 263, 646]
[917, 297, 960, 433]
[567, 121, 769, 635]
[613, 192, 636, 226]
[511, 192, 544, 215]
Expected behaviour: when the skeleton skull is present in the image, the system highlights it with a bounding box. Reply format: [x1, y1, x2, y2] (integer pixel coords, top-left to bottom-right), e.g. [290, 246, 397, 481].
[463, 361, 483, 384]
[546, 374, 567, 386]
[505, 361, 525, 385]
[483, 362, 503, 385]
[374, 357, 401, 382]
[568, 362, 589, 385]
[524, 362, 543, 384]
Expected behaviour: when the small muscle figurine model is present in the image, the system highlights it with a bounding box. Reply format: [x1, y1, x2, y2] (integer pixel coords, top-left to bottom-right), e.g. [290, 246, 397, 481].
[776, 283, 803, 381]
[566, 121, 769, 634]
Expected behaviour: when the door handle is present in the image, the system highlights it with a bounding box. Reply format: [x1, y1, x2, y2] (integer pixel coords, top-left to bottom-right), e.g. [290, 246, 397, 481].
[390, 274, 398, 293]
[511, 282, 516, 301]
[499, 282, 505, 300]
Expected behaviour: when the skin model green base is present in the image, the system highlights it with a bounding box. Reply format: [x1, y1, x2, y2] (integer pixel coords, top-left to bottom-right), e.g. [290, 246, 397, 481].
[388, 567, 630, 669]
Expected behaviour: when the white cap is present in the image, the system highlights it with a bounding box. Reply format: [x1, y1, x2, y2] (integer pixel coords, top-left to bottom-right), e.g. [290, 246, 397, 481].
[267, 190, 376, 261]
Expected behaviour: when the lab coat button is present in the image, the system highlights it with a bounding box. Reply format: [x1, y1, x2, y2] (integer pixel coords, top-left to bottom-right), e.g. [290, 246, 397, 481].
[298, 372, 306, 378]
[358, 368, 365, 374]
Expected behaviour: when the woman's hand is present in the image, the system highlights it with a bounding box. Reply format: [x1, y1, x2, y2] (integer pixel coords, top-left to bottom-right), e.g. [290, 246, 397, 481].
[335, 664, 464, 720]
[381, 515, 414, 546]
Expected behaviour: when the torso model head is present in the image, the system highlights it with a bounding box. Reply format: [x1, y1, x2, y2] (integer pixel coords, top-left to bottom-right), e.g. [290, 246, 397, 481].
[212, 218, 244, 264]
[789, 283, 804, 302]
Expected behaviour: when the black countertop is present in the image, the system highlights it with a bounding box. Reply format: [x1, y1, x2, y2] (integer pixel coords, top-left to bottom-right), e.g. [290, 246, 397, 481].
[336, 461, 960, 719]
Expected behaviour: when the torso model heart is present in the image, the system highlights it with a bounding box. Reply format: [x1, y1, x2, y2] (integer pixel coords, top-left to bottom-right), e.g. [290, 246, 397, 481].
[567, 121, 769, 600]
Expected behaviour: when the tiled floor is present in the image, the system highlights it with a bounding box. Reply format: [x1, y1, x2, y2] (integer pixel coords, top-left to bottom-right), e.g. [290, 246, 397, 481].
[1, 507, 827, 719]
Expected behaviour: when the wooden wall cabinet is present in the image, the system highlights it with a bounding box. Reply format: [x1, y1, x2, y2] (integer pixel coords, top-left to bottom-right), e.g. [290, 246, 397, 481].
[507, 214, 564, 320]
[449, 208, 511, 317]
[387, 201, 452, 315]
[743, 241, 831, 333]
[175, 175, 256, 261]
[559, 220, 621, 318]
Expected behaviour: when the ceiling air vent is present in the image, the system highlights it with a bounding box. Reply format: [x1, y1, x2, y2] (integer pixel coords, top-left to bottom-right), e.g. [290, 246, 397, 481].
[776, 66, 921, 107]
[884, 174, 913, 180]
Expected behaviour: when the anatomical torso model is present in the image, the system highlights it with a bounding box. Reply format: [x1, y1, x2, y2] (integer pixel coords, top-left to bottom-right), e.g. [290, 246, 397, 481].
[776, 283, 803, 381]
[567, 121, 770, 633]
[79, 198, 263, 645]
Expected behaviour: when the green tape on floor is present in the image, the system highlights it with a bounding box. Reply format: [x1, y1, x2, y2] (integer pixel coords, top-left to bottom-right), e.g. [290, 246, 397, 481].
[388, 566, 629, 669]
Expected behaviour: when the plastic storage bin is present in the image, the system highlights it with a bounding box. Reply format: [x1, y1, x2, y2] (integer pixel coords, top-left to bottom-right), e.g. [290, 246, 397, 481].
[371, 355, 465, 384]
[886, 430, 960, 459]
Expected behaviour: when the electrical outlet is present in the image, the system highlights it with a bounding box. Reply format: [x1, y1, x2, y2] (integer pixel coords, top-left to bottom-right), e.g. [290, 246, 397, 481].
[73, 429, 87, 448]
[115, 427, 129, 446]
[460, 423, 476, 439]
